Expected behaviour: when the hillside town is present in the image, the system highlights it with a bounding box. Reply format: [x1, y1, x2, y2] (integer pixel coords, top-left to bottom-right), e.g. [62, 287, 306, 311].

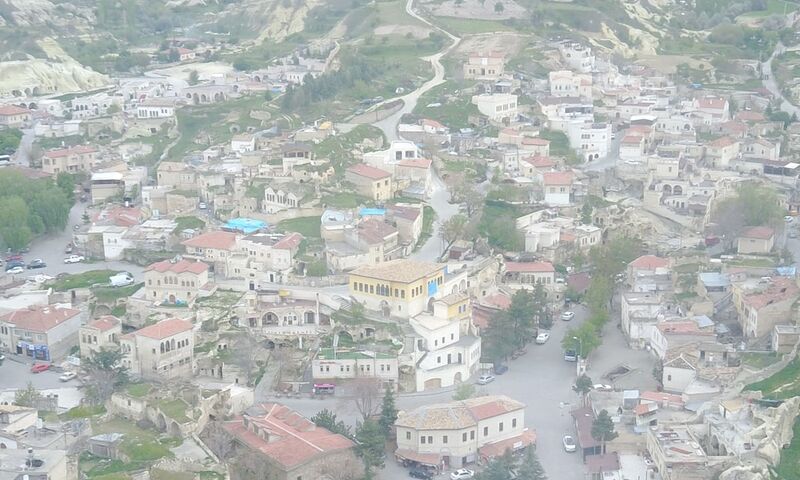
[3, 1, 800, 480]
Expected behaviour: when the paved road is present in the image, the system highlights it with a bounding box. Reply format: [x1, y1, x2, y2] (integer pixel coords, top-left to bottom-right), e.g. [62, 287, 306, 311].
[0, 357, 85, 411]
[12, 127, 35, 166]
[762, 42, 800, 117]
[265, 306, 590, 480]
[372, 0, 461, 143]
[411, 173, 460, 262]
[4, 202, 145, 282]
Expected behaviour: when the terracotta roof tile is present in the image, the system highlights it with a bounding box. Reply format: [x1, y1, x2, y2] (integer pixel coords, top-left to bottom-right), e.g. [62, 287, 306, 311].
[629, 255, 669, 269]
[86, 315, 121, 332]
[740, 226, 774, 240]
[273, 232, 304, 250]
[44, 145, 97, 159]
[146, 259, 208, 274]
[0, 105, 31, 116]
[542, 171, 573, 185]
[182, 231, 238, 250]
[0, 305, 81, 333]
[132, 318, 192, 340]
[505, 261, 555, 273]
[346, 163, 391, 180]
[223, 403, 355, 469]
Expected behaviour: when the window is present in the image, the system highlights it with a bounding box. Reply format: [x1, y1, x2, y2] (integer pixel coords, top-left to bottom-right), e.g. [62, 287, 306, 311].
[483, 427, 488, 436]
[512, 418, 517, 428]
[667, 375, 672, 381]
[462, 432, 467, 442]
[421, 436, 426, 444]
[499, 422, 504, 432]
[470, 431, 475, 440]
[407, 431, 411, 440]
[428, 436, 433, 444]
[442, 435, 448, 444]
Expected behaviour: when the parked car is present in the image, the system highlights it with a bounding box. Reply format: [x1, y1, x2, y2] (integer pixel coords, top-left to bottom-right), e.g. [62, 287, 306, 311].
[59, 371, 77, 382]
[110, 272, 135, 287]
[450, 469, 475, 480]
[562, 435, 577, 452]
[593, 384, 613, 392]
[64, 255, 85, 264]
[409, 469, 433, 479]
[564, 350, 578, 362]
[561, 311, 575, 321]
[5, 254, 23, 262]
[536, 332, 551, 344]
[477, 374, 495, 385]
[494, 364, 508, 375]
[65, 244, 73, 254]
[27, 259, 46, 269]
[31, 363, 50, 373]
[5, 266, 23, 275]
[785, 215, 794, 223]
[198, 202, 207, 210]
[6, 260, 25, 270]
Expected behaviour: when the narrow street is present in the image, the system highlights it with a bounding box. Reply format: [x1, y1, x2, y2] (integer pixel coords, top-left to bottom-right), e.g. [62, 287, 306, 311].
[762, 42, 800, 117]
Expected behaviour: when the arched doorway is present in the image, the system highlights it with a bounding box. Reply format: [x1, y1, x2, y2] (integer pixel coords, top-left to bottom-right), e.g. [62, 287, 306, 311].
[168, 294, 176, 304]
[262, 312, 278, 326]
[169, 421, 182, 437]
[379, 300, 390, 318]
[454, 372, 462, 384]
[156, 413, 167, 431]
[673, 185, 683, 195]
[663, 185, 673, 195]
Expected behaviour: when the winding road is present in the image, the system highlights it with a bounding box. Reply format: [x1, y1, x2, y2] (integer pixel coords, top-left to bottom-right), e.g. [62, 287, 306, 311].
[762, 42, 800, 117]
[371, 0, 462, 262]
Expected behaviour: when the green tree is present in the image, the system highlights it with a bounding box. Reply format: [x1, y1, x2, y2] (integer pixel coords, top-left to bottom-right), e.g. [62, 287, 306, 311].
[591, 409, 618, 453]
[494, 1, 504, 12]
[440, 214, 469, 258]
[532, 282, 551, 329]
[355, 419, 385, 477]
[474, 451, 514, 480]
[580, 202, 593, 224]
[0, 128, 22, 154]
[311, 409, 353, 438]
[0, 196, 33, 250]
[453, 383, 476, 400]
[573, 374, 593, 406]
[56, 172, 76, 204]
[189, 69, 199, 85]
[507, 288, 537, 346]
[562, 322, 601, 358]
[516, 446, 547, 480]
[378, 386, 398, 436]
[590, 237, 643, 277]
[14, 382, 41, 407]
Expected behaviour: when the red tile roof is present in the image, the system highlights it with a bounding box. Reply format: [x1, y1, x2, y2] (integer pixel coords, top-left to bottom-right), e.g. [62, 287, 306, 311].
[86, 315, 121, 332]
[742, 277, 799, 310]
[542, 171, 573, 185]
[523, 156, 555, 168]
[478, 430, 536, 461]
[505, 261, 555, 273]
[182, 231, 238, 250]
[397, 158, 432, 169]
[629, 255, 669, 270]
[481, 292, 511, 310]
[0, 105, 31, 116]
[44, 145, 98, 159]
[736, 111, 765, 122]
[273, 232, 304, 250]
[468, 399, 523, 420]
[0, 306, 81, 333]
[696, 97, 727, 110]
[640, 391, 684, 407]
[223, 403, 355, 469]
[740, 226, 774, 240]
[132, 318, 192, 340]
[571, 407, 600, 449]
[346, 163, 391, 180]
[708, 136, 736, 148]
[621, 135, 643, 145]
[146, 259, 208, 274]
[522, 137, 550, 146]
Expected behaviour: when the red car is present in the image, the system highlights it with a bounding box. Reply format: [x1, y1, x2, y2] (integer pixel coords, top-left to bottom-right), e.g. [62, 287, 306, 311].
[30, 363, 50, 373]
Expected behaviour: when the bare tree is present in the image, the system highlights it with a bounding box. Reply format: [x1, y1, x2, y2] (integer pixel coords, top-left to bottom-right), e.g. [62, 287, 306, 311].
[316, 454, 364, 480]
[440, 214, 469, 257]
[351, 377, 381, 421]
[202, 421, 235, 460]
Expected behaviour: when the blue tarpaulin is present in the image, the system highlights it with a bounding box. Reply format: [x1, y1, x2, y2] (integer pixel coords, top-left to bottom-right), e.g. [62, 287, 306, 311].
[224, 218, 267, 234]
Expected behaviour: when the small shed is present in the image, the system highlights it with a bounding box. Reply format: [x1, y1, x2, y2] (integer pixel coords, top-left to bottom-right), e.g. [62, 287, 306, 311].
[88, 433, 124, 459]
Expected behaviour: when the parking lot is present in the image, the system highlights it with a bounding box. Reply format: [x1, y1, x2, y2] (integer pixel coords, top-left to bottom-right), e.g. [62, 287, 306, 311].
[0, 355, 84, 410]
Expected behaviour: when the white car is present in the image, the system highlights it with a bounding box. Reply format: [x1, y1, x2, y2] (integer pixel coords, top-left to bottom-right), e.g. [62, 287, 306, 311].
[64, 255, 85, 264]
[450, 469, 475, 480]
[536, 332, 550, 344]
[477, 374, 495, 385]
[59, 371, 77, 382]
[5, 266, 23, 275]
[593, 384, 613, 392]
[198, 202, 207, 210]
[561, 311, 575, 321]
[785, 215, 794, 222]
[562, 435, 577, 453]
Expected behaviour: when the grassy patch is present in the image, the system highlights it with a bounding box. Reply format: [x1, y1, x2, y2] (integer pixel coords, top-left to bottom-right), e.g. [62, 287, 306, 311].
[126, 383, 151, 398]
[92, 283, 143, 302]
[50, 270, 121, 291]
[313, 124, 385, 175]
[158, 399, 191, 423]
[539, 128, 579, 164]
[742, 352, 782, 369]
[277, 216, 321, 238]
[434, 16, 518, 34]
[151, 470, 193, 480]
[321, 192, 371, 208]
[745, 355, 800, 398]
[728, 257, 777, 268]
[413, 81, 479, 129]
[62, 405, 106, 419]
[173, 216, 206, 233]
[419, 205, 435, 245]
[775, 416, 800, 480]
[89, 418, 174, 466]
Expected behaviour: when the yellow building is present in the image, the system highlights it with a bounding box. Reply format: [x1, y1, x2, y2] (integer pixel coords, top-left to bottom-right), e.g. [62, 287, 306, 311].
[349, 259, 448, 317]
[345, 163, 393, 201]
